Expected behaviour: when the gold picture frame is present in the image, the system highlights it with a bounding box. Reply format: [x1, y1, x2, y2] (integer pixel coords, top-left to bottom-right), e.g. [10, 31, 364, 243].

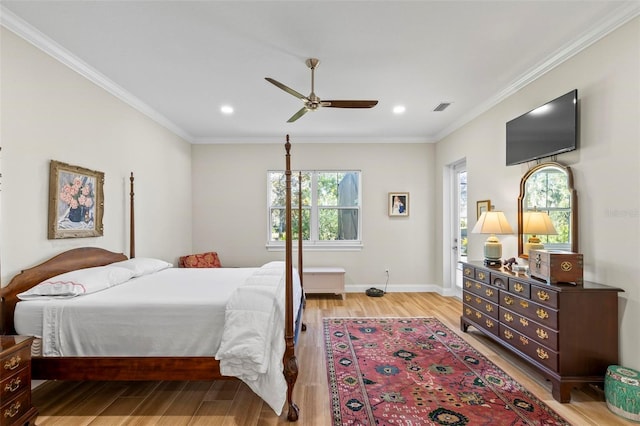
[389, 192, 409, 217]
[48, 160, 104, 239]
[477, 199, 491, 219]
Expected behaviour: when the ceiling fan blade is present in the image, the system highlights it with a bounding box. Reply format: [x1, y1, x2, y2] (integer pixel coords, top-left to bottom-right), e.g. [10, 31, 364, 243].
[287, 106, 309, 123]
[265, 78, 307, 100]
[321, 100, 379, 108]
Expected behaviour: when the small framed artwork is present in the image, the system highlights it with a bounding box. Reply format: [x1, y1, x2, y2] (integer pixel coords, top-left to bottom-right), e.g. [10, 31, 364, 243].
[477, 199, 491, 219]
[48, 160, 104, 239]
[389, 192, 409, 217]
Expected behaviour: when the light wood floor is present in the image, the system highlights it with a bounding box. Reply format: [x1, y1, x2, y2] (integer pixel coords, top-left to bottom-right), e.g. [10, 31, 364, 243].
[31, 292, 634, 425]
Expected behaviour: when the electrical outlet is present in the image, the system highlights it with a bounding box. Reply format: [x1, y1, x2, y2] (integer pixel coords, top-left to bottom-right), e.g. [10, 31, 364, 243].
[385, 268, 389, 274]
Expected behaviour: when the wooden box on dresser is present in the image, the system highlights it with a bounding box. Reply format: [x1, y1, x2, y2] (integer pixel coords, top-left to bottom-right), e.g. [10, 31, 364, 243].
[1, 336, 38, 426]
[460, 261, 623, 403]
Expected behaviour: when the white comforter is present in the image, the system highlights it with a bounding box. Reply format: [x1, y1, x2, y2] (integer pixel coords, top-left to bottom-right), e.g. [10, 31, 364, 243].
[215, 261, 298, 415]
[15, 262, 302, 415]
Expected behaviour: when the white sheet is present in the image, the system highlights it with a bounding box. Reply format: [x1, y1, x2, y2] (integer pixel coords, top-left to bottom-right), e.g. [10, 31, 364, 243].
[14, 262, 303, 415]
[15, 267, 257, 356]
[215, 261, 297, 415]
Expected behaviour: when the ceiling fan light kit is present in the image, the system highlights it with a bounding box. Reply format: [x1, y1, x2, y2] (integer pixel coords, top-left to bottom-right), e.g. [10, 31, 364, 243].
[265, 58, 378, 122]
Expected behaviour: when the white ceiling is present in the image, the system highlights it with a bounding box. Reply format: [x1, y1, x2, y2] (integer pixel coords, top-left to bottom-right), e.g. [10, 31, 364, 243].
[2, 1, 638, 144]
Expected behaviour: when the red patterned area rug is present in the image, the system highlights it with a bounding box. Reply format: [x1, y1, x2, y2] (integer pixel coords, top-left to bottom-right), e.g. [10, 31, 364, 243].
[323, 317, 570, 426]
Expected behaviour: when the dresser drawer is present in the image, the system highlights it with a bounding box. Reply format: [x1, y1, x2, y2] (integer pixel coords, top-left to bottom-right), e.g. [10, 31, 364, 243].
[500, 292, 558, 329]
[463, 291, 499, 320]
[463, 279, 499, 303]
[1, 386, 32, 425]
[0, 346, 30, 381]
[474, 268, 490, 284]
[529, 286, 559, 309]
[509, 278, 530, 299]
[463, 304, 499, 337]
[499, 307, 558, 351]
[500, 325, 558, 372]
[0, 368, 30, 403]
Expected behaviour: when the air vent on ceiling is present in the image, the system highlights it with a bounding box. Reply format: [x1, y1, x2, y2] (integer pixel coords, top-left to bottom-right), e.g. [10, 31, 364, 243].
[433, 102, 451, 112]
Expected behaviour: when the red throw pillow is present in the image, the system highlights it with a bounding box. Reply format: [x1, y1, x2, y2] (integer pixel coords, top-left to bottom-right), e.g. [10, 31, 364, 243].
[179, 252, 222, 268]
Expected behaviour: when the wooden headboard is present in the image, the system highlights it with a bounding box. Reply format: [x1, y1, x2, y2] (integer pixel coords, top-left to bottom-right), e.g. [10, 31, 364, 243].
[0, 247, 127, 335]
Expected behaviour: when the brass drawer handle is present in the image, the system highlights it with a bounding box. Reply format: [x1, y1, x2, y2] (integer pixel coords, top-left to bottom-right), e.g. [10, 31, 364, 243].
[536, 348, 549, 360]
[536, 308, 549, 320]
[536, 328, 549, 340]
[465, 308, 471, 316]
[504, 296, 513, 305]
[478, 271, 486, 280]
[465, 295, 471, 302]
[475, 312, 481, 319]
[503, 330, 513, 339]
[519, 317, 529, 327]
[485, 288, 494, 297]
[485, 304, 493, 313]
[3, 356, 21, 371]
[486, 319, 494, 328]
[4, 377, 21, 393]
[475, 297, 481, 304]
[513, 283, 524, 293]
[475, 283, 481, 290]
[464, 267, 472, 276]
[520, 336, 529, 345]
[4, 401, 21, 418]
[503, 312, 513, 322]
[465, 280, 472, 288]
[536, 290, 550, 301]
[520, 300, 529, 308]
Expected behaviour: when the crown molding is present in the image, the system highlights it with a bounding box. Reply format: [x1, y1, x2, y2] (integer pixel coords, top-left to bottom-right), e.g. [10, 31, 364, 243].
[0, 6, 194, 143]
[435, 1, 640, 142]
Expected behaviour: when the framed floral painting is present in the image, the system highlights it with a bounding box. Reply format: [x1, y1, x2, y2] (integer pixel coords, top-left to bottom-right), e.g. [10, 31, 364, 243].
[48, 160, 104, 239]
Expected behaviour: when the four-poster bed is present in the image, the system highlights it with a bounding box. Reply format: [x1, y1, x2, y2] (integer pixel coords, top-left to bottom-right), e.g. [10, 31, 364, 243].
[0, 137, 304, 421]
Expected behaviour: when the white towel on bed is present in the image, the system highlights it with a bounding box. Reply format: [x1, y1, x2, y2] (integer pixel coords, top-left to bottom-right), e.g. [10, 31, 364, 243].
[215, 261, 292, 415]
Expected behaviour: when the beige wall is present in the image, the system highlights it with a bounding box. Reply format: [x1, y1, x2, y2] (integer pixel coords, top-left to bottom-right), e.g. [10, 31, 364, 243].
[0, 28, 193, 283]
[1, 13, 637, 371]
[192, 142, 437, 291]
[435, 17, 640, 370]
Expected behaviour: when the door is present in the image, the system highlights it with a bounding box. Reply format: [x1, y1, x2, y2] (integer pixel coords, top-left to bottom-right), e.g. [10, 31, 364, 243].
[451, 160, 467, 290]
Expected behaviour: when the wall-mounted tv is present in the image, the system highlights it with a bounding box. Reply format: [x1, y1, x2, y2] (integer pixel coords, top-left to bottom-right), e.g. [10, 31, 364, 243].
[506, 89, 578, 166]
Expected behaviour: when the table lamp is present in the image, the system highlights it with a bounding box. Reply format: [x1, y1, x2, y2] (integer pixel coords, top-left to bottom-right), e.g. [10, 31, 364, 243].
[471, 210, 514, 267]
[522, 210, 557, 255]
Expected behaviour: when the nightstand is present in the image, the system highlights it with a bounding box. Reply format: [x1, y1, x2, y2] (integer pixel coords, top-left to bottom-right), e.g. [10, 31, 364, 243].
[1, 336, 38, 426]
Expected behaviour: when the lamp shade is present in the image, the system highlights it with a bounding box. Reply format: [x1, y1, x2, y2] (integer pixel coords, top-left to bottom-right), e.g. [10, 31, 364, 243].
[471, 211, 514, 265]
[522, 210, 557, 255]
[471, 211, 514, 235]
[522, 211, 558, 235]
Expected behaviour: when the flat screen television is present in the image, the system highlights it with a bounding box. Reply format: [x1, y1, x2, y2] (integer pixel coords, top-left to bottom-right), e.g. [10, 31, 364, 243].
[506, 89, 577, 166]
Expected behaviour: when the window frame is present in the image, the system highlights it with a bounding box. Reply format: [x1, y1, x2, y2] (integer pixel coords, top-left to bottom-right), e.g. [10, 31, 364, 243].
[266, 169, 363, 251]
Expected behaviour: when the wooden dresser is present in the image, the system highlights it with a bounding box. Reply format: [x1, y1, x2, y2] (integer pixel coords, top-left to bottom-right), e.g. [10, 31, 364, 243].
[460, 261, 623, 403]
[1, 336, 37, 426]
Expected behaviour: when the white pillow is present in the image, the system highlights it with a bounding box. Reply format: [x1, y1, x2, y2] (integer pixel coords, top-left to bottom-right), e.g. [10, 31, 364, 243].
[17, 266, 134, 300]
[110, 257, 173, 277]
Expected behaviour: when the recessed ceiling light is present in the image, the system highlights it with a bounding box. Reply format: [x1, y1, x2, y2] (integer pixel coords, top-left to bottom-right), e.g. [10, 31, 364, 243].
[393, 105, 406, 114]
[220, 105, 234, 115]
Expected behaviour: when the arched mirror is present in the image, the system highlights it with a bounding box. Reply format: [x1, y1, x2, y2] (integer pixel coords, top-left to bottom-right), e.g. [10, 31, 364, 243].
[517, 162, 578, 258]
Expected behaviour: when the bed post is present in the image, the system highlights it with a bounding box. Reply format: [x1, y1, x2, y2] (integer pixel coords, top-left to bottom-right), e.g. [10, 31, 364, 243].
[284, 135, 299, 421]
[129, 172, 136, 259]
[298, 171, 303, 288]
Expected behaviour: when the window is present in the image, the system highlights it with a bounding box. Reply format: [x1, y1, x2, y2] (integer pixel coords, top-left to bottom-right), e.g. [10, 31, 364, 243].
[268, 170, 362, 249]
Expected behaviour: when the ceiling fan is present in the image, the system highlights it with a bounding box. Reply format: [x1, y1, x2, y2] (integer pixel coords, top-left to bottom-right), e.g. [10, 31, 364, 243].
[265, 58, 378, 123]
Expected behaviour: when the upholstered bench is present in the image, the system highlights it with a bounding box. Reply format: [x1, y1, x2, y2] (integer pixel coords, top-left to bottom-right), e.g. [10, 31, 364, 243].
[605, 365, 640, 422]
[179, 251, 222, 268]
